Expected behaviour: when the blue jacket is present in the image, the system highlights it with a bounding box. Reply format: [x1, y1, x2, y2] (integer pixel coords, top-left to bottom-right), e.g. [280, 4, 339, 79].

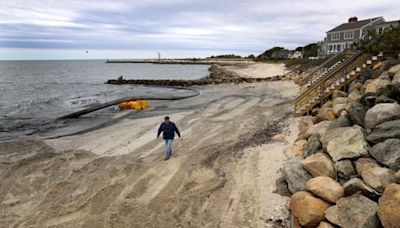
[157, 122, 181, 139]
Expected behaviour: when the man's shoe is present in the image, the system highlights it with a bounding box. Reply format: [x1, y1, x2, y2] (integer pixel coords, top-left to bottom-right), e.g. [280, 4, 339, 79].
[164, 156, 170, 161]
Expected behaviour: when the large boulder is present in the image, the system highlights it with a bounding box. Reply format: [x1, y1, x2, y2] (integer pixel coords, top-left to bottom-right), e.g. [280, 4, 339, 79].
[367, 119, 400, 144]
[355, 158, 397, 192]
[335, 194, 380, 228]
[349, 81, 363, 94]
[321, 100, 333, 109]
[388, 64, 400, 77]
[393, 70, 400, 84]
[325, 205, 340, 226]
[283, 158, 313, 194]
[317, 108, 336, 121]
[322, 126, 368, 161]
[355, 158, 380, 174]
[335, 160, 357, 181]
[348, 90, 362, 102]
[327, 113, 351, 129]
[376, 95, 398, 104]
[299, 116, 315, 136]
[289, 191, 330, 227]
[376, 83, 400, 102]
[302, 153, 335, 178]
[343, 178, 381, 200]
[364, 103, 400, 129]
[364, 77, 392, 94]
[317, 221, 335, 228]
[332, 97, 351, 116]
[361, 93, 378, 110]
[348, 102, 366, 127]
[304, 121, 332, 139]
[307, 176, 343, 203]
[332, 90, 348, 99]
[378, 183, 400, 228]
[370, 138, 400, 171]
[283, 139, 307, 158]
[303, 134, 322, 158]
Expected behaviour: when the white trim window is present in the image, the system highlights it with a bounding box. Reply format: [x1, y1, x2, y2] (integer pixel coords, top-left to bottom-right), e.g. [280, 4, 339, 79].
[331, 33, 340, 41]
[344, 31, 354, 40]
[376, 27, 384, 35]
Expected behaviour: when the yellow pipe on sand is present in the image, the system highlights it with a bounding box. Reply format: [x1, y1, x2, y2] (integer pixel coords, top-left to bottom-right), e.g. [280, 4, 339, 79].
[118, 100, 149, 110]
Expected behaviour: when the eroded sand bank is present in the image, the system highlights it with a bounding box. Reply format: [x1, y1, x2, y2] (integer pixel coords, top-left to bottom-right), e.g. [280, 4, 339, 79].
[0, 80, 299, 227]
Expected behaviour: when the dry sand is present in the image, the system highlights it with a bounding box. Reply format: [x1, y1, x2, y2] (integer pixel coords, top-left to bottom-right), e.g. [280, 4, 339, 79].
[0, 78, 299, 227]
[224, 63, 287, 78]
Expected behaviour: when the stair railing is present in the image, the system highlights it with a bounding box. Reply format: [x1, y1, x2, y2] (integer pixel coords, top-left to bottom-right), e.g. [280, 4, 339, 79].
[293, 39, 377, 116]
[300, 51, 346, 85]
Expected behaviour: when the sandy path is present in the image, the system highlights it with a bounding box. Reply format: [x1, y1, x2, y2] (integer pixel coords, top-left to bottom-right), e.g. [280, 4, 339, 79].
[224, 63, 287, 78]
[0, 81, 298, 228]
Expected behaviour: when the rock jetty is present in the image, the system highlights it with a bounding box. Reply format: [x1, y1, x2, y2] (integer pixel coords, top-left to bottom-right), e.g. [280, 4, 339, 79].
[106, 65, 287, 86]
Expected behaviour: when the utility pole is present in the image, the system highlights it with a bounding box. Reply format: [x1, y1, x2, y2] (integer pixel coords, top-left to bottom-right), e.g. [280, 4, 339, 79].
[158, 52, 161, 62]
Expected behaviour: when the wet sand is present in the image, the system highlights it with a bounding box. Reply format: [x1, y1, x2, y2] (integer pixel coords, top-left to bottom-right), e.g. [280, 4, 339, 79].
[0, 71, 299, 227]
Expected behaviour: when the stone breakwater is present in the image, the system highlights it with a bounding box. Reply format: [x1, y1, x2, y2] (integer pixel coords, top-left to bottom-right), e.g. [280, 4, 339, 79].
[282, 62, 400, 227]
[106, 59, 254, 65]
[106, 65, 287, 86]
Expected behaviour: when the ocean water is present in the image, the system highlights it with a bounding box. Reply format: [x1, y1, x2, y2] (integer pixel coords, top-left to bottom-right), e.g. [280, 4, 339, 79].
[0, 60, 210, 140]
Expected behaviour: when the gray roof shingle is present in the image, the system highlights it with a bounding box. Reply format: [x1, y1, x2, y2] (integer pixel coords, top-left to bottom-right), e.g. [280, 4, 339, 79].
[328, 17, 382, 32]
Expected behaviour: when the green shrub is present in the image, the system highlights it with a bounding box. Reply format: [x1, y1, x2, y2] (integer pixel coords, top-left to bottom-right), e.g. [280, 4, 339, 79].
[361, 25, 400, 58]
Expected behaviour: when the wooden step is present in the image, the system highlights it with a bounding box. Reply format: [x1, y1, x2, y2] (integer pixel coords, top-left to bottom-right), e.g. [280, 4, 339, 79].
[294, 51, 383, 117]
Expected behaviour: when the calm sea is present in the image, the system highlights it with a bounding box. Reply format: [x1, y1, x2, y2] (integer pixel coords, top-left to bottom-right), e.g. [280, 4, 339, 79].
[0, 60, 210, 140]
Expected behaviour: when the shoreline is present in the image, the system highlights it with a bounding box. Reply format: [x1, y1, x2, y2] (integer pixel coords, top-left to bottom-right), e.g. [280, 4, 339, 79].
[105, 59, 254, 66]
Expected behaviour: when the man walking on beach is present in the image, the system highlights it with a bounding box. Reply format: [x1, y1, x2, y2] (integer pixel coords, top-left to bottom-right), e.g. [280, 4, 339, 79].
[157, 116, 181, 160]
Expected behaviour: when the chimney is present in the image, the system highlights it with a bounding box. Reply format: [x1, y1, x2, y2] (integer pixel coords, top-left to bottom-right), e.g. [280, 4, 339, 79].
[348, 17, 358, 23]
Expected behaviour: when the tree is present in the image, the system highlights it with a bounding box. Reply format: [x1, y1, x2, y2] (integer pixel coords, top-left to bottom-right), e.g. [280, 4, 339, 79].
[247, 54, 255, 59]
[257, 47, 284, 60]
[302, 43, 319, 58]
[362, 25, 400, 58]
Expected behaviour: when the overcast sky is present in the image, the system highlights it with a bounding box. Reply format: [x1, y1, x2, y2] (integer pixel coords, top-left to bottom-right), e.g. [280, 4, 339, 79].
[1, 0, 399, 60]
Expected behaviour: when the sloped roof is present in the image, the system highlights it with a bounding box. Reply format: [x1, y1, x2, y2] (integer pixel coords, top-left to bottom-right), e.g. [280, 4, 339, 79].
[379, 20, 400, 25]
[328, 17, 382, 32]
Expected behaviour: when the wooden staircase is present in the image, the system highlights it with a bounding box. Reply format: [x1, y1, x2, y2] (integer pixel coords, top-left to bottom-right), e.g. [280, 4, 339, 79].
[293, 46, 383, 117]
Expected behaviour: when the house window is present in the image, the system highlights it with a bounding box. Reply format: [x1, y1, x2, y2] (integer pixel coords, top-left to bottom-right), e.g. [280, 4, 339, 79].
[331, 33, 340, 41]
[344, 31, 354, 40]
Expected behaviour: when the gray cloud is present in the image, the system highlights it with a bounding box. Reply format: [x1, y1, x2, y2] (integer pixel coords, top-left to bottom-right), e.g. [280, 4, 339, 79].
[0, 0, 399, 59]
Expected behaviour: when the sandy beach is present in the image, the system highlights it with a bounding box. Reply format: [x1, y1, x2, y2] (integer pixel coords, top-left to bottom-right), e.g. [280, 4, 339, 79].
[0, 66, 299, 227]
[224, 63, 287, 78]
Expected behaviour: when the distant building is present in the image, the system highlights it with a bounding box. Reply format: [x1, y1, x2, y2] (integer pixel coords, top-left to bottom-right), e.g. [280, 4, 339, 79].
[288, 51, 303, 59]
[322, 16, 400, 55]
